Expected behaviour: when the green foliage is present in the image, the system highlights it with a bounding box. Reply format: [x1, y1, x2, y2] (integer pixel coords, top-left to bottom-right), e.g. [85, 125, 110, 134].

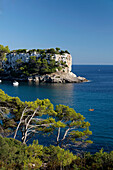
[0, 68, 4, 73]
[3, 47, 71, 76]
[54, 105, 92, 148]
[0, 136, 77, 170]
[58, 66, 62, 71]
[0, 136, 26, 169]
[0, 89, 57, 143]
[42, 145, 76, 169]
[0, 44, 10, 68]
[72, 149, 113, 170]
[24, 140, 43, 169]
[0, 45, 10, 54]
[14, 49, 27, 53]
[56, 47, 60, 51]
[60, 50, 65, 55]
[0, 137, 43, 169]
[39, 49, 46, 54]
[0, 90, 92, 170]
[47, 48, 56, 54]
[0, 90, 92, 150]
[65, 50, 70, 54]
[16, 59, 23, 65]
[29, 55, 37, 63]
[0, 136, 113, 170]
[49, 59, 56, 67]
[0, 90, 112, 169]
[9, 55, 65, 76]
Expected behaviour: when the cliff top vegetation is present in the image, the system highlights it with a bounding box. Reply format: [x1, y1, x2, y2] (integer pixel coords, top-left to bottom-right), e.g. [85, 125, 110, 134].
[10, 47, 70, 55]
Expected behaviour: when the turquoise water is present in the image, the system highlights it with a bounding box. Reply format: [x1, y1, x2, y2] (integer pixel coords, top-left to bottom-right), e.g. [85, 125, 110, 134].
[0, 65, 113, 153]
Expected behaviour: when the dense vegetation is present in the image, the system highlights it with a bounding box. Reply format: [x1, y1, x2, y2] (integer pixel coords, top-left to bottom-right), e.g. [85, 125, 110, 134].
[9, 55, 67, 77]
[0, 89, 92, 169]
[0, 89, 92, 146]
[0, 137, 77, 169]
[0, 46, 70, 77]
[10, 47, 70, 55]
[0, 137, 113, 170]
[0, 90, 113, 169]
[0, 44, 10, 69]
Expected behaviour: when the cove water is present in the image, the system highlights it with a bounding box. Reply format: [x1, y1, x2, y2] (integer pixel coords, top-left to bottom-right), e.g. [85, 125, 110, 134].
[0, 65, 113, 153]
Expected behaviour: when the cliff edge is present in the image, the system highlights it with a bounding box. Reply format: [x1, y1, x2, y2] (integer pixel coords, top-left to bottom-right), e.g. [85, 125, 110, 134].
[1, 47, 88, 83]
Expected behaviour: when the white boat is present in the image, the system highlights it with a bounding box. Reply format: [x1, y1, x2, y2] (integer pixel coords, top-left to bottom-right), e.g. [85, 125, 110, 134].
[13, 81, 19, 86]
[0, 80, 2, 83]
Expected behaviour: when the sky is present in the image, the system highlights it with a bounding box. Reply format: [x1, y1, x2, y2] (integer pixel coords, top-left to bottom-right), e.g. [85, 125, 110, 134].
[0, 0, 113, 65]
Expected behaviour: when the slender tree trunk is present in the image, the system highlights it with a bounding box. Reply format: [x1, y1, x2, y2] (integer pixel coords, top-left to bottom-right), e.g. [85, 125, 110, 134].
[14, 107, 27, 139]
[57, 127, 60, 145]
[60, 163, 62, 170]
[23, 130, 28, 144]
[22, 108, 39, 144]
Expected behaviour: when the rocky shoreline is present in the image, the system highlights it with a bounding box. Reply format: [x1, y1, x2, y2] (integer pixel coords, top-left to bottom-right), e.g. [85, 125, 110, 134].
[0, 72, 88, 83]
[27, 71, 88, 83]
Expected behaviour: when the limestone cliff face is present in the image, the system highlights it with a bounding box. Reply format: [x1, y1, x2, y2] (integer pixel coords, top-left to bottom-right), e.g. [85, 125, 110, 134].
[50, 53, 72, 73]
[4, 52, 72, 73]
[1, 48, 88, 83]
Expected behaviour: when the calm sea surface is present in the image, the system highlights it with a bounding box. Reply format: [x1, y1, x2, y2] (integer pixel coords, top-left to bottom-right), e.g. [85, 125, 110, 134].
[0, 65, 113, 153]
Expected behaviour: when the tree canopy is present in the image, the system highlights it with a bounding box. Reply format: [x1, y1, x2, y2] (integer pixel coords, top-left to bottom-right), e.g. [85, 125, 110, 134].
[0, 89, 92, 151]
[0, 135, 113, 170]
[1, 89, 112, 170]
[4, 55, 63, 77]
[0, 45, 10, 68]
[0, 45, 10, 54]
[0, 136, 77, 169]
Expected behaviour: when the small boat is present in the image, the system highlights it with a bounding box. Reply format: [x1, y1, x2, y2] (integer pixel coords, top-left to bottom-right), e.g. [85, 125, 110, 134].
[0, 80, 2, 83]
[13, 81, 19, 86]
[89, 109, 94, 111]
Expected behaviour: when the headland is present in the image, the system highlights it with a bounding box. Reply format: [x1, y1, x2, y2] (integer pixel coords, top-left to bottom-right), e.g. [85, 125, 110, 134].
[0, 46, 87, 83]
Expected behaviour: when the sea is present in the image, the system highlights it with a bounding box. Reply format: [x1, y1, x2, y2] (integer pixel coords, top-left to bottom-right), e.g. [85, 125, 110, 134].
[0, 65, 113, 154]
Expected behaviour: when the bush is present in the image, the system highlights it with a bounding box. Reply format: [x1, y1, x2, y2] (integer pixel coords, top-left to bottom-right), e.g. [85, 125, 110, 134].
[0, 137, 76, 170]
[0, 136, 26, 169]
[71, 149, 113, 170]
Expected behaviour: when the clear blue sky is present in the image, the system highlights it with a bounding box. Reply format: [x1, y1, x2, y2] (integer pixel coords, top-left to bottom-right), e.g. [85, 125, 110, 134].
[0, 0, 113, 65]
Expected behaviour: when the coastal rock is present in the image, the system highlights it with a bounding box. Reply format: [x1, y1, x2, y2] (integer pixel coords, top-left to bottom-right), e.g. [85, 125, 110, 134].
[1, 71, 88, 83]
[31, 71, 88, 83]
[77, 76, 88, 82]
[34, 76, 39, 82]
[28, 77, 33, 81]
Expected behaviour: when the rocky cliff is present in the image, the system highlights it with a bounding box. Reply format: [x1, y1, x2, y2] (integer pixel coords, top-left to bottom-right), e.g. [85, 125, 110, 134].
[28, 71, 88, 83]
